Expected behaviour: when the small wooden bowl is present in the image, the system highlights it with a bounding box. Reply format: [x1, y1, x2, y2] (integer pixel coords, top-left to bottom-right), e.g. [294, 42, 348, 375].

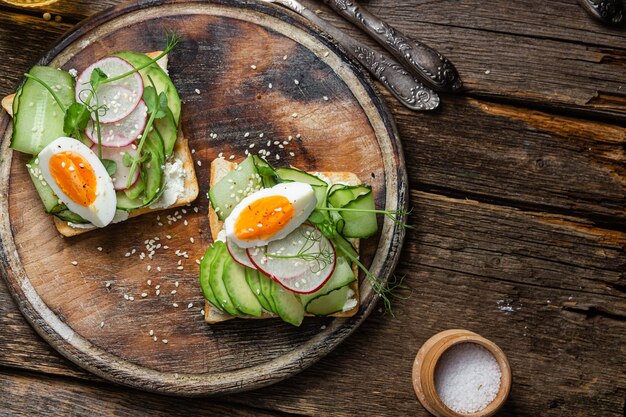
[412, 329, 511, 417]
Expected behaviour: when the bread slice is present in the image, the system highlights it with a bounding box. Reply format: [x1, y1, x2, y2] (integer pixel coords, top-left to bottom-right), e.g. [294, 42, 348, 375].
[205, 158, 360, 323]
[2, 52, 199, 237]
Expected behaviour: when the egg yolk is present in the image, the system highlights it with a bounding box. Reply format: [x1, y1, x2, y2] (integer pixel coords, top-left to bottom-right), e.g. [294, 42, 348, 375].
[49, 151, 97, 207]
[234, 196, 295, 241]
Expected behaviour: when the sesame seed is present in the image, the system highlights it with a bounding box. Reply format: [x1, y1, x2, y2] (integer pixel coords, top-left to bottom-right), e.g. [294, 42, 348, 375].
[196, 259, 201, 265]
[97, 247, 103, 252]
[323, 96, 329, 101]
[175, 281, 179, 287]
[141, 292, 148, 298]
[250, 64, 257, 70]
[188, 303, 193, 309]
[173, 303, 179, 308]
[149, 330, 154, 336]
[197, 160, 202, 166]
[294, 79, 300, 85]
[147, 279, 152, 286]
[71, 261, 78, 266]
[184, 220, 189, 226]
[195, 88, 201, 94]
[283, 55, 288, 60]
[129, 296, 134, 301]
[105, 282, 111, 288]
[157, 267, 162, 272]
[324, 51, 329, 57]
[269, 83, 273, 89]
[201, 309, 205, 316]
[153, 336, 158, 342]
[124, 294, 129, 300]
[244, 132, 250, 138]
[166, 235, 172, 239]
[100, 321, 104, 328]
[191, 149, 196, 154]
[289, 152, 295, 157]
[292, 113, 298, 118]
[156, 289, 161, 296]
[190, 237, 195, 244]
[147, 265, 152, 271]
[171, 290, 177, 295]
[125, 252, 131, 257]
[229, 155, 235, 160]
[177, 266, 184, 270]
[156, 284, 161, 289]
[162, 339, 168, 344]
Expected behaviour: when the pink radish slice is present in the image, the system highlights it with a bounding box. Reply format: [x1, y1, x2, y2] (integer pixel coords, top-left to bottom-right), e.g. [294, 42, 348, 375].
[91, 143, 139, 190]
[247, 225, 336, 294]
[75, 57, 143, 123]
[227, 238, 257, 270]
[85, 100, 147, 147]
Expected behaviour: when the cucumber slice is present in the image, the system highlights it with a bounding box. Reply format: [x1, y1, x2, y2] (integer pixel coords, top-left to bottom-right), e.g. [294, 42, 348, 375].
[209, 243, 241, 316]
[298, 256, 356, 308]
[154, 106, 177, 158]
[54, 209, 89, 224]
[223, 257, 262, 317]
[124, 176, 145, 200]
[208, 155, 262, 220]
[276, 167, 326, 186]
[259, 272, 278, 314]
[199, 243, 224, 311]
[329, 185, 377, 238]
[116, 191, 145, 211]
[12, 66, 75, 155]
[307, 285, 352, 316]
[331, 234, 359, 261]
[271, 282, 305, 326]
[112, 51, 181, 125]
[141, 130, 165, 205]
[26, 157, 63, 213]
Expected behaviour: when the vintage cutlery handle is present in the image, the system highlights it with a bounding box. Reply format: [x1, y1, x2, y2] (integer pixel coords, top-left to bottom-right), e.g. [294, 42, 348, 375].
[299, 7, 439, 111]
[578, 0, 624, 25]
[324, 0, 462, 92]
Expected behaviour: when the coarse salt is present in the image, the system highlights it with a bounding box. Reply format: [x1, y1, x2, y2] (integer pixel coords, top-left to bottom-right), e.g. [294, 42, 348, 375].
[434, 343, 501, 414]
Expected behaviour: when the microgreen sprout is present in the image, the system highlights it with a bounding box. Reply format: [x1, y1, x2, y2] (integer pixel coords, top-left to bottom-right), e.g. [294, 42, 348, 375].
[318, 207, 413, 229]
[264, 227, 334, 273]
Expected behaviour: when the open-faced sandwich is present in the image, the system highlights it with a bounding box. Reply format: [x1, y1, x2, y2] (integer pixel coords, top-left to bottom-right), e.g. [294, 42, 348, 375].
[200, 154, 384, 326]
[2, 35, 198, 236]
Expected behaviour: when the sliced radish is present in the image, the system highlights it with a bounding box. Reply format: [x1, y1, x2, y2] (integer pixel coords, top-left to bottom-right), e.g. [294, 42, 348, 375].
[226, 238, 257, 270]
[91, 143, 139, 190]
[85, 100, 147, 147]
[247, 225, 336, 294]
[75, 57, 143, 123]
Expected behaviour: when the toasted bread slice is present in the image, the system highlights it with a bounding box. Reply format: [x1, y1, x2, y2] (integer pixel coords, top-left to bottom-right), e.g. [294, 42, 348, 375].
[2, 52, 199, 237]
[205, 158, 360, 323]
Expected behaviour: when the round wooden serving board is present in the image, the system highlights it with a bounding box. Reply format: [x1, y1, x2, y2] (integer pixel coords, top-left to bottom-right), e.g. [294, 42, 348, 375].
[0, 0, 407, 395]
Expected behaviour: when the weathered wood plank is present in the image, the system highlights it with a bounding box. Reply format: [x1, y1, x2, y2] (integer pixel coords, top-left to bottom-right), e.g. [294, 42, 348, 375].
[0, 368, 290, 417]
[1, 192, 624, 415]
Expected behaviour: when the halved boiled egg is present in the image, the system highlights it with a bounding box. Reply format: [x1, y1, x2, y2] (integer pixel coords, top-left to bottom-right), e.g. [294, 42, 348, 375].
[224, 182, 317, 248]
[38, 137, 116, 227]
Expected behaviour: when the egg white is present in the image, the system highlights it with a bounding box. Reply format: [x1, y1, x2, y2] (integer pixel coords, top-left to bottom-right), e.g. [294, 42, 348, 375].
[224, 182, 317, 248]
[38, 137, 116, 228]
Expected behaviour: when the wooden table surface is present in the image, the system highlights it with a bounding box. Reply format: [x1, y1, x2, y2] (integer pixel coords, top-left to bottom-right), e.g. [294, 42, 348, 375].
[0, 1, 624, 416]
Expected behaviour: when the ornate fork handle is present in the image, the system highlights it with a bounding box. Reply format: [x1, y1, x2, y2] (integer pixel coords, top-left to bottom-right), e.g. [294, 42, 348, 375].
[578, 0, 624, 25]
[325, 0, 462, 92]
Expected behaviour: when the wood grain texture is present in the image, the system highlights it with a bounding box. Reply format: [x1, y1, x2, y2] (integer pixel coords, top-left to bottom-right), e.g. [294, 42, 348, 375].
[0, 0, 406, 396]
[0, 0, 625, 416]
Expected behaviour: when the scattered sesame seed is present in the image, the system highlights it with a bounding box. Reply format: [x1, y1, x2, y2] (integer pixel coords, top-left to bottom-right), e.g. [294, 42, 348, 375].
[292, 113, 298, 118]
[157, 267, 162, 272]
[147, 279, 152, 286]
[485, 69, 491, 75]
[97, 247, 103, 252]
[153, 336, 158, 342]
[289, 152, 295, 157]
[190, 237, 195, 244]
[294, 79, 300, 85]
[201, 309, 205, 316]
[283, 55, 288, 60]
[156, 289, 161, 296]
[177, 266, 184, 270]
[175, 281, 179, 288]
[229, 155, 235, 160]
[147, 265, 152, 271]
[105, 282, 111, 288]
[324, 51, 329, 57]
[188, 303, 193, 309]
[191, 149, 196, 154]
[171, 290, 177, 295]
[173, 303, 179, 308]
[100, 321, 104, 328]
[156, 284, 161, 289]
[196, 259, 201, 265]
[244, 132, 250, 138]
[149, 330, 154, 336]
[269, 83, 273, 89]
[184, 220, 189, 226]
[321, 325, 326, 330]
[124, 294, 129, 300]
[162, 339, 169, 344]
[195, 88, 201, 95]
[250, 64, 257, 70]
[129, 296, 135, 301]
[323, 96, 329, 101]
[125, 252, 131, 257]
[197, 160, 202, 166]
[141, 292, 148, 298]
[71, 261, 78, 266]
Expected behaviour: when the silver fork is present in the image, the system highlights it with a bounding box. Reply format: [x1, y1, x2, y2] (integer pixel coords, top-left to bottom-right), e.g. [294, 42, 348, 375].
[260, 0, 439, 111]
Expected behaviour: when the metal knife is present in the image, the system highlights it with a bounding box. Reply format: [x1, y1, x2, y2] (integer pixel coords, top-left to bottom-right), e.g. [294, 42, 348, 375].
[324, 0, 462, 93]
[261, 0, 439, 111]
[578, 0, 624, 25]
